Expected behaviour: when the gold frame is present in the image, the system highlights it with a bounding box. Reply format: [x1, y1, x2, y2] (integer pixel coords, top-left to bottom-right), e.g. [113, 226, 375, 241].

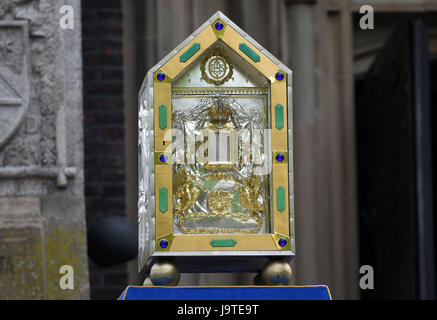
[153, 21, 290, 252]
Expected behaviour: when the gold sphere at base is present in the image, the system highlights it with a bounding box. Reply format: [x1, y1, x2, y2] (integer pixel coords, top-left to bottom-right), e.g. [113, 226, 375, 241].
[143, 277, 153, 286]
[150, 261, 180, 286]
[261, 261, 292, 286]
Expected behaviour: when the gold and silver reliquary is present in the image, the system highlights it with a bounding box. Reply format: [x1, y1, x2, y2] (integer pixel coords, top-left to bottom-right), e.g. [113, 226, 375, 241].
[138, 11, 294, 277]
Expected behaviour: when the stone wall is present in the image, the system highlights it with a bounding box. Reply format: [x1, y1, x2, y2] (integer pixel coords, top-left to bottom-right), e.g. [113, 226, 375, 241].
[0, 0, 89, 299]
[81, 0, 128, 300]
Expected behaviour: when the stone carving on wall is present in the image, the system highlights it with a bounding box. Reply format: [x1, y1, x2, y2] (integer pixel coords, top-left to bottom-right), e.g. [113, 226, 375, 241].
[0, 22, 29, 151]
[0, 0, 89, 300]
[0, 2, 76, 189]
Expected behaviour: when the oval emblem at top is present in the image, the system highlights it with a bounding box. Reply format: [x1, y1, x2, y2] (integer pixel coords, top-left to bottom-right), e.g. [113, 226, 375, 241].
[200, 48, 233, 86]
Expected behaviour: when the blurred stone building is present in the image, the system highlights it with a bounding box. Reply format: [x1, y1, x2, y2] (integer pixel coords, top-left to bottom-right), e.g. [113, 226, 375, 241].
[1, 0, 437, 300]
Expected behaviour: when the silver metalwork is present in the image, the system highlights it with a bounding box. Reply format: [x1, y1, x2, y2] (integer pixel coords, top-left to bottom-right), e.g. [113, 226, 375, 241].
[138, 11, 294, 275]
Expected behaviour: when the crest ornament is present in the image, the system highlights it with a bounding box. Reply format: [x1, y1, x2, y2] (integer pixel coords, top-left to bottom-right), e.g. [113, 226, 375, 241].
[207, 190, 233, 213]
[200, 48, 233, 86]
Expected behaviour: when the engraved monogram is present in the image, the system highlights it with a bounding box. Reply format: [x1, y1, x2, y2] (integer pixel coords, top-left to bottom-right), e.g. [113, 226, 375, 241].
[200, 48, 233, 86]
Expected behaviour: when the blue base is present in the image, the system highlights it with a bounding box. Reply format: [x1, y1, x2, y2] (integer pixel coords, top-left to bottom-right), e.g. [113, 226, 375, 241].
[119, 285, 332, 300]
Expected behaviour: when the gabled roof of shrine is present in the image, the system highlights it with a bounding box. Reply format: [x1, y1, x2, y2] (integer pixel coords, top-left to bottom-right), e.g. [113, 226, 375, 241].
[139, 11, 292, 95]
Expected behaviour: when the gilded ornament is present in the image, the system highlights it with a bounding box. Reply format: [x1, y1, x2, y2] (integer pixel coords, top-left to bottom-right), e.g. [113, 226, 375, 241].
[240, 174, 264, 213]
[207, 190, 233, 213]
[200, 47, 233, 86]
[175, 180, 200, 215]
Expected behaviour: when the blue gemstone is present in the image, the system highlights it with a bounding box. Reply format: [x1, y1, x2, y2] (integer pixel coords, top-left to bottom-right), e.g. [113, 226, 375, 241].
[215, 21, 224, 30]
[159, 154, 168, 163]
[160, 239, 168, 248]
[157, 73, 165, 81]
[276, 153, 285, 162]
[278, 238, 287, 247]
[275, 72, 284, 81]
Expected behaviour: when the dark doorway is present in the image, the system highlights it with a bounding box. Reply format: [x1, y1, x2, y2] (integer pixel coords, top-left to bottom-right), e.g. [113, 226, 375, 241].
[355, 20, 435, 299]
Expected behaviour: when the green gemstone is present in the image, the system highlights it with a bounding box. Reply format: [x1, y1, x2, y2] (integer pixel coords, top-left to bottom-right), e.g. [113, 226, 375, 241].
[159, 187, 168, 213]
[277, 186, 285, 213]
[158, 104, 167, 130]
[210, 239, 237, 247]
[239, 43, 260, 62]
[275, 104, 284, 130]
[180, 43, 200, 63]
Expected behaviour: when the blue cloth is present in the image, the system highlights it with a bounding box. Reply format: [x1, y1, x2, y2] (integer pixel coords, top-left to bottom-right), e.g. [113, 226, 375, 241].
[119, 285, 331, 300]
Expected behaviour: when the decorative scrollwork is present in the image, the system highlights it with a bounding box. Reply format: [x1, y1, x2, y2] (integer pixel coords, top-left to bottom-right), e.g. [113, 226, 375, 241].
[174, 168, 265, 234]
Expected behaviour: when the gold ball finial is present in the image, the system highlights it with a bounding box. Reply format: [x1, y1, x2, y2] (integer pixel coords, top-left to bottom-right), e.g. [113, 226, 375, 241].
[150, 261, 180, 286]
[142, 277, 153, 286]
[261, 261, 292, 285]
